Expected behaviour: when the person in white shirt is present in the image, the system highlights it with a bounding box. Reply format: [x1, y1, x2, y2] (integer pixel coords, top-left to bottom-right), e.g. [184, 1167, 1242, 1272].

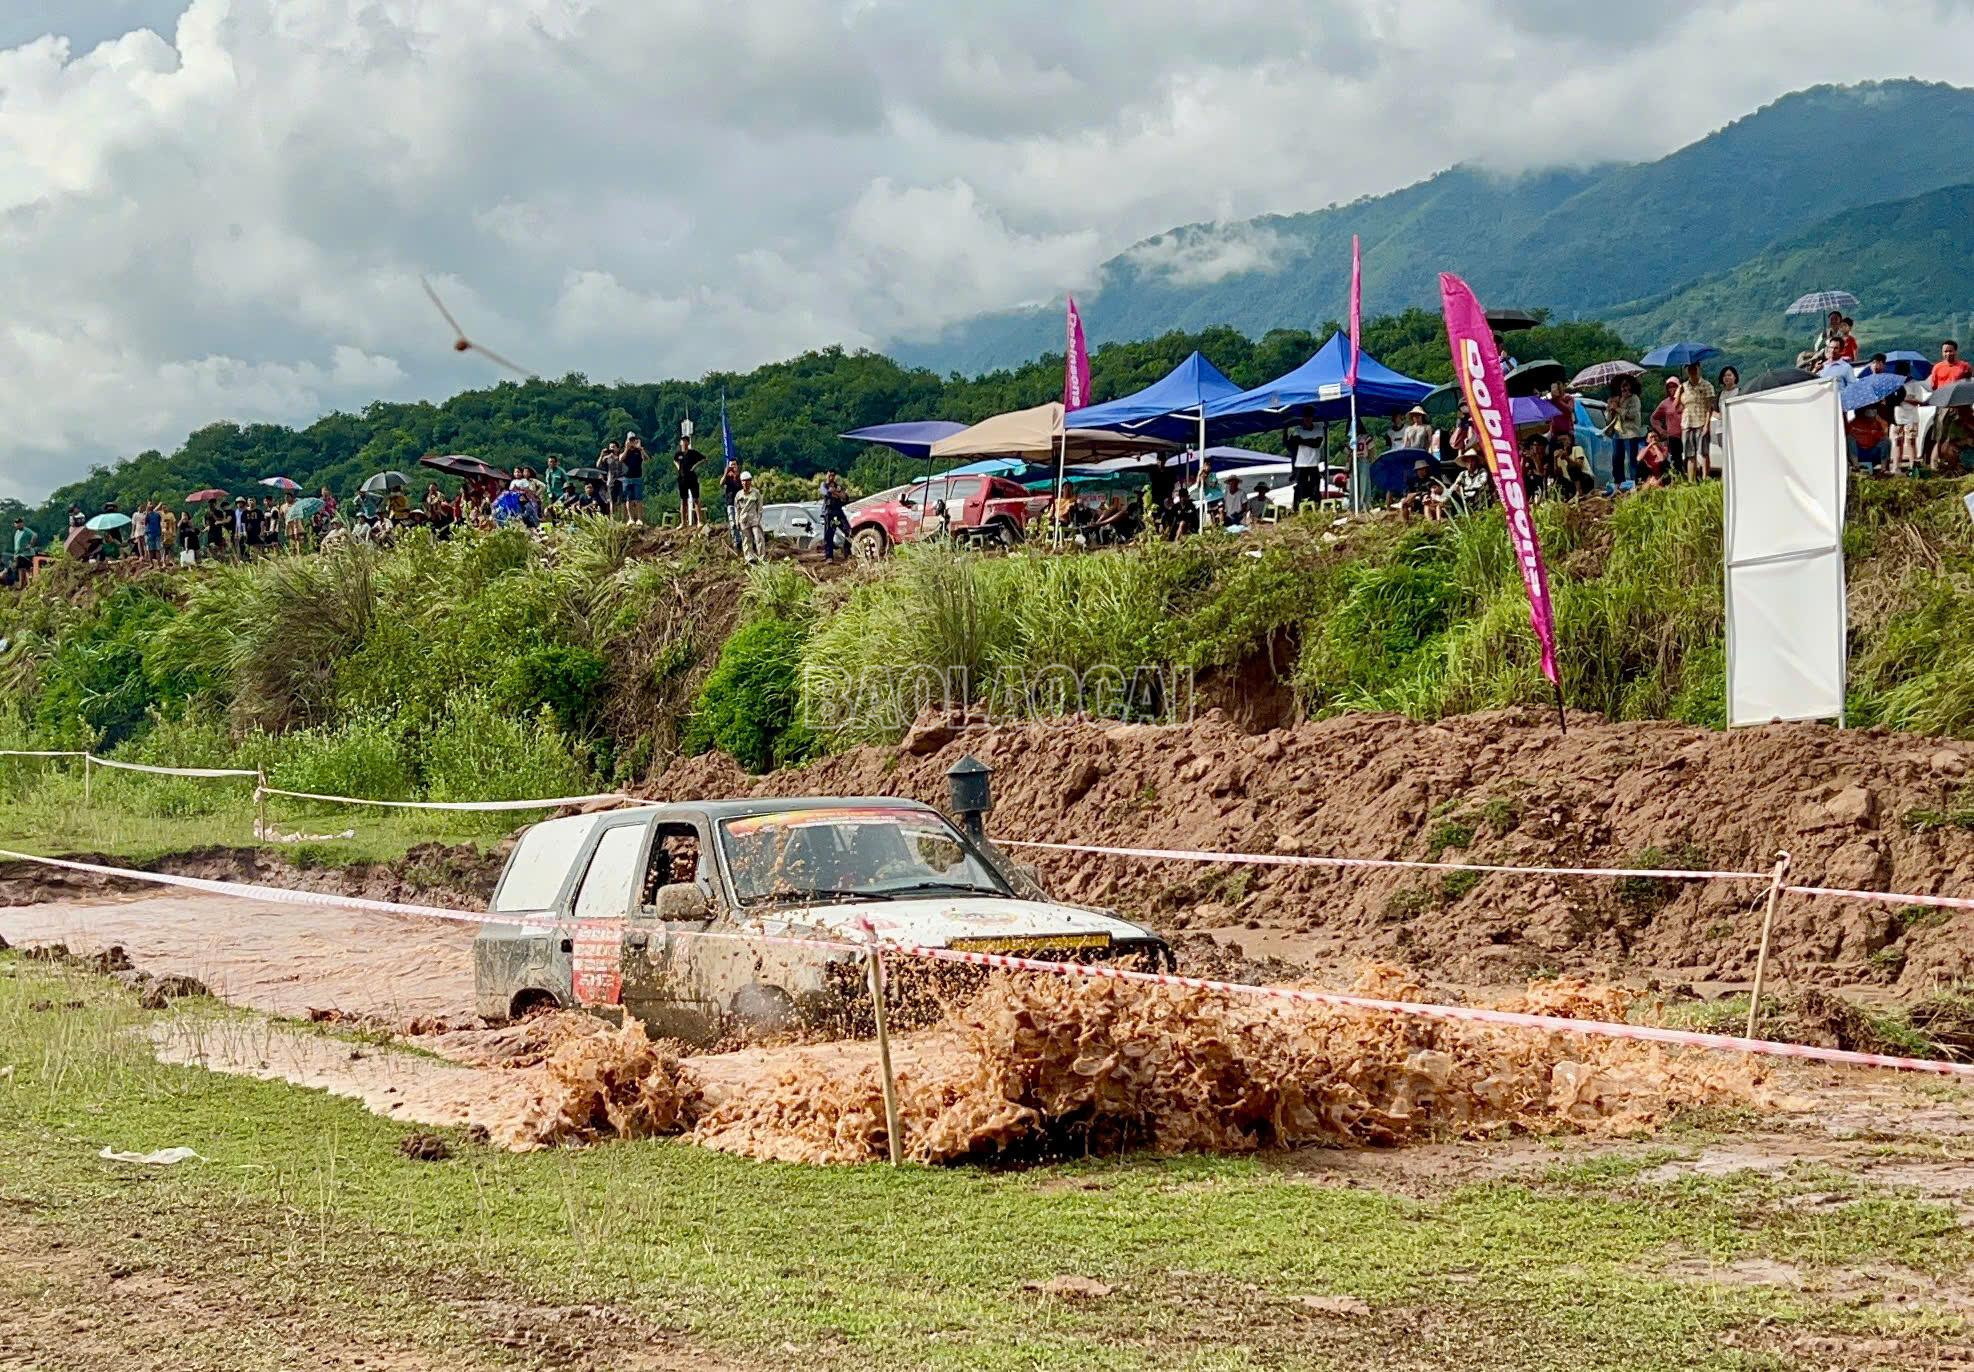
[1282, 406, 1325, 510]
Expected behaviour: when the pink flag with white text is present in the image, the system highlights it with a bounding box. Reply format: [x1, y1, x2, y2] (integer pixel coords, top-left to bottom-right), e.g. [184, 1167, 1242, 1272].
[1063, 295, 1091, 411]
[1439, 271, 1560, 688]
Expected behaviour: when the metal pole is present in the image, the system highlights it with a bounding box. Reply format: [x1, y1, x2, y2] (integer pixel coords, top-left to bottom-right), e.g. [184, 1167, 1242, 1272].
[1348, 393, 1360, 513]
[1195, 407, 1208, 533]
[1745, 852, 1792, 1040]
[1052, 429, 1067, 547]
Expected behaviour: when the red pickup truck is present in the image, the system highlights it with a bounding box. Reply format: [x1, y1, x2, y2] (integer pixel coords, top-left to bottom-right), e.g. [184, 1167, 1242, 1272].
[846, 473, 1045, 559]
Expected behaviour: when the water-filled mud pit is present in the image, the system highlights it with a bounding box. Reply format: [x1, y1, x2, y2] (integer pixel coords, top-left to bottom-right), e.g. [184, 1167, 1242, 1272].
[9, 887, 1936, 1170]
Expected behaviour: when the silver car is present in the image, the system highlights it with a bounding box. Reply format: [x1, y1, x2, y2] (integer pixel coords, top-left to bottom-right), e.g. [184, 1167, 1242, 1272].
[474, 797, 1169, 1042]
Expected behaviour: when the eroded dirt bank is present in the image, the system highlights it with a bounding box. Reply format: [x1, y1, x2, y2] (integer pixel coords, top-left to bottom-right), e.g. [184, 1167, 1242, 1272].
[654, 708, 1974, 991]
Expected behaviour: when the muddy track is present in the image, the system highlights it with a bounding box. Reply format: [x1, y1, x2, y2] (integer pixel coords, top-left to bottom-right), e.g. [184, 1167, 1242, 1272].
[652, 708, 1974, 994]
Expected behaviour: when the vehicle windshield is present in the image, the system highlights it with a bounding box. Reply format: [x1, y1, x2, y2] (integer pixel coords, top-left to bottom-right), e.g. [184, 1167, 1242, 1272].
[718, 807, 1009, 907]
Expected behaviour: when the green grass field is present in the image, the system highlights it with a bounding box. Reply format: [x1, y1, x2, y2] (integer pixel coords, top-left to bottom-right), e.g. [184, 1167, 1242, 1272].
[3, 953, 1970, 1371]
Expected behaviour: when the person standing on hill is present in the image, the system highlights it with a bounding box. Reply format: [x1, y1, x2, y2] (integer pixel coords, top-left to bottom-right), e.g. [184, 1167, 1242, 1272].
[1931, 341, 1972, 391]
[818, 471, 853, 561]
[734, 471, 765, 561]
[597, 442, 624, 518]
[1679, 363, 1716, 481]
[1397, 406, 1432, 452]
[543, 455, 566, 506]
[620, 432, 648, 524]
[720, 460, 744, 551]
[142, 501, 163, 562]
[1650, 376, 1684, 477]
[1283, 406, 1326, 510]
[1603, 376, 1644, 485]
[12, 518, 37, 581]
[674, 437, 707, 529]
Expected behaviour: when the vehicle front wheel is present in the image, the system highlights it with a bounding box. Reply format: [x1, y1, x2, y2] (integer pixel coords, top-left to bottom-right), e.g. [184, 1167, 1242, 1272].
[508, 988, 561, 1021]
[851, 526, 890, 561]
[730, 984, 799, 1037]
[989, 517, 1022, 548]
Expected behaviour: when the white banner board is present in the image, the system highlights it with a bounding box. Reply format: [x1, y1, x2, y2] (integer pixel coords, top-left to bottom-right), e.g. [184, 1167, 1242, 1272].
[1723, 380, 1847, 726]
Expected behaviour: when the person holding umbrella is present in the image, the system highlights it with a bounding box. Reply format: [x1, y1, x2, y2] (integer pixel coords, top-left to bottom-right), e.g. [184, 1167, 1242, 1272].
[1600, 376, 1644, 486]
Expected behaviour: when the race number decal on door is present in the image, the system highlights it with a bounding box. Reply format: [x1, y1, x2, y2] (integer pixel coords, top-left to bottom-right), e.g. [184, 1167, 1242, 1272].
[572, 926, 624, 1005]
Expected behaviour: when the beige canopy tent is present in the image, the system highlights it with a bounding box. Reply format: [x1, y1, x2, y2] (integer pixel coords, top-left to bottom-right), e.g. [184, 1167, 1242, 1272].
[927, 402, 1177, 460]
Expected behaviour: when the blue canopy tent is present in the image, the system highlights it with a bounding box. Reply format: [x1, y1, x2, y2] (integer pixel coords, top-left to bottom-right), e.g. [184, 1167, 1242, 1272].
[838, 420, 968, 458]
[1203, 334, 1434, 433]
[1204, 334, 1433, 510]
[1062, 351, 1245, 530]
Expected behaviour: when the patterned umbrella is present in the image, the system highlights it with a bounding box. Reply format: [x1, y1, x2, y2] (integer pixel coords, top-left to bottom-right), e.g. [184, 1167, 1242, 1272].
[1786, 290, 1859, 316]
[259, 476, 302, 491]
[1571, 360, 1645, 388]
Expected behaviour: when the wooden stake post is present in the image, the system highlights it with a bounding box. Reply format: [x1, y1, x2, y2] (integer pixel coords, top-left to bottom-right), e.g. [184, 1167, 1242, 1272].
[255, 769, 269, 843]
[860, 919, 904, 1165]
[1746, 852, 1792, 1041]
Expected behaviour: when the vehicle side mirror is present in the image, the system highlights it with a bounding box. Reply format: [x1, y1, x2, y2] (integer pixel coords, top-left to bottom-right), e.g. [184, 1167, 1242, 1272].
[657, 883, 711, 922]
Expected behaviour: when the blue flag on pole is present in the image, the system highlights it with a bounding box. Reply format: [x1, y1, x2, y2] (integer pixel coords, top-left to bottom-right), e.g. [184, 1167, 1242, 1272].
[721, 391, 737, 467]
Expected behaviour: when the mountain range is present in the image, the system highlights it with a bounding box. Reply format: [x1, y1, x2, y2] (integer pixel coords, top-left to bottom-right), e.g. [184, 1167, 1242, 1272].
[898, 81, 1974, 374]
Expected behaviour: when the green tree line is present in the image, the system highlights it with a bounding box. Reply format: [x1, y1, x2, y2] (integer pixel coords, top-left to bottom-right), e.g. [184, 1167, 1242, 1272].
[12, 310, 1637, 540]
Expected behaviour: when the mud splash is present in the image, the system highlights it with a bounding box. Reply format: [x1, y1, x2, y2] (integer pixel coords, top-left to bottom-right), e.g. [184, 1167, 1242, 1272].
[488, 968, 1769, 1163]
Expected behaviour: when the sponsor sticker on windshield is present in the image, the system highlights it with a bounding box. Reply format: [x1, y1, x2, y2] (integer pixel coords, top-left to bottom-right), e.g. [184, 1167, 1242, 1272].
[948, 933, 1111, 954]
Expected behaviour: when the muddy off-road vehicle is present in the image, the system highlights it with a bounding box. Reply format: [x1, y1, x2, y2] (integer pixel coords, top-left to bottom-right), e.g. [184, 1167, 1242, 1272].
[475, 797, 1168, 1042]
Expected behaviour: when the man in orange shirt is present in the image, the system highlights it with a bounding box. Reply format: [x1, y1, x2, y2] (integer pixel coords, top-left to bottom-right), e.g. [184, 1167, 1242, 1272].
[1929, 340, 1971, 391]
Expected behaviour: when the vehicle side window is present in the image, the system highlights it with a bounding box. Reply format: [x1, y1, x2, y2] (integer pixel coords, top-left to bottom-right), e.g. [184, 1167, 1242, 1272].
[492, 822, 575, 912]
[638, 822, 710, 912]
[573, 825, 646, 922]
[944, 478, 984, 505]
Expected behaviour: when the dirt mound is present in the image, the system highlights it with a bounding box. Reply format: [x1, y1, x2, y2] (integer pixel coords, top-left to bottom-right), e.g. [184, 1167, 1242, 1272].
[490, 970, 1767, 1163]
[652, 709, 1974, 992]
[0, 841, 507, 911]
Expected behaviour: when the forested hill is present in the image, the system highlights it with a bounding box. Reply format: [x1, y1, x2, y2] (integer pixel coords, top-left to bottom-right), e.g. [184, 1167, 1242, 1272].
[12, 311, 1636, 538]
[898, 80, 1974, 374]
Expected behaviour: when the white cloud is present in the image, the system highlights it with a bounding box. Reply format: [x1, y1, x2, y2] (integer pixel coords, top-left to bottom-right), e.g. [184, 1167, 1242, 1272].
[3, 0, 1973, 501]
[1124, 222, 1297, 287]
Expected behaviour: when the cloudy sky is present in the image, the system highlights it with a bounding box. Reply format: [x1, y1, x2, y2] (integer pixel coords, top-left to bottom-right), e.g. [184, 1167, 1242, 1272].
[6, 0, 1974, 501]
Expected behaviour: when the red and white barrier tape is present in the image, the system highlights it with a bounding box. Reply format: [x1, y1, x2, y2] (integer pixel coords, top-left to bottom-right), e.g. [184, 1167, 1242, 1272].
[3, 848, 1970, 1081]
[255, 785, 640, 812]
[0, 848, 555, 931]
[1786, 883, 1974, 913]
[1001, 837, 1773, 882]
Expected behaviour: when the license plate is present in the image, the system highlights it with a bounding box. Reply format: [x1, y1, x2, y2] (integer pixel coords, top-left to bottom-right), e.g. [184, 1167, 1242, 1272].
[948, 933, 1111, 954]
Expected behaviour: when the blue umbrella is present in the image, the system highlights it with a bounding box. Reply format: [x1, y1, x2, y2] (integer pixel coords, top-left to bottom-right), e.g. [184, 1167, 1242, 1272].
[1881, 350, 1932, 379]
[1640, 342, 1721, 368]
[84, 513, 132, 532]
[1842, 372, 1907, 412]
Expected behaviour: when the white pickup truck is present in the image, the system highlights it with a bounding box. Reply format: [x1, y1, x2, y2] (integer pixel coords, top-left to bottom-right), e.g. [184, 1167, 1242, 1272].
[475, 796, 1169, 1042]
